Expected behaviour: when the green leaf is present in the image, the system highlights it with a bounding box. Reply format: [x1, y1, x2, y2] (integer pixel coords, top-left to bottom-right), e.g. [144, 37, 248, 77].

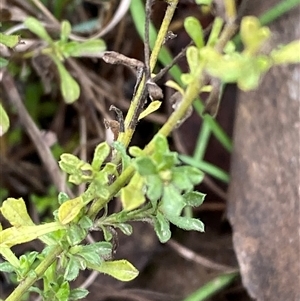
[56, 281, 70, 301]
[160, 185, 185, 216]
[183, 191, 206, 207]
[134, 157, 157, 176]
[0, 261, 15, 273]
[186, 46, 200, 74]
[171, 169, 194, 191]
[0, 33, 20, 48]
[184, 17, 204, 49]
[64, 256, 81, 281]
[120, 173, 146, 211]
[138, 100, 162, 120]
[195, 0, 212, 5]
[78, 216, 93, 229]
[115, 223, 133, 236]
[0, 222, 65, 247]
[178, 166, 204, 185]
[58, 192, 70, 205]
[240, 16, 270, 55]
[91, 141, 110, 170]
[24, 17, 53, 44]
[112, 141, 131, 169]
[0, 247, 20, 270]
[154, 211, 171, 243]
[59, 153, 82, 174]
[58, 196, 84, 225]
[167, 215, 205, 232]
[60, 20, 72, 42]
[146, 175, 163, 203]
[0, 57, 9, 68]
[0, 103, 10, 136]
[129, 146, 144, 157]
[62, 39, 106, 58]
[271, 40, 300, 64]
[88, 260, 139, 281]
[0, 198, 35, 227]
[66, 224, 86, 245]
[69, 288, 89, 300]
[52, 56, 80, 103]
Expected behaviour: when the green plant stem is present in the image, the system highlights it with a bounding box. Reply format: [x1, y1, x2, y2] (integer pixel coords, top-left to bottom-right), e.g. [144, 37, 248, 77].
[5, 245, 63, 301]
[118, 0, 179, 149]
[182, 272, 238, 301]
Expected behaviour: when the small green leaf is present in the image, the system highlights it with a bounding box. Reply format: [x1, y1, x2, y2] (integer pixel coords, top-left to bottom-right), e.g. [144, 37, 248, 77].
[138, 100, 162, 120]
[0, 103, 10, 136]
[271, 40, 300, 64]
[160, 185, 185, 216]
[58, 192, 70, 205]
[0, 33, 20, 48]
[116, 223, 133, 236]
[58, 196, 84, 225]
[52, 56, 80, 103]
[240, 16, 270, 55]
[69, 288, 89, 300]
[129, 146, 144, 157]
[56, 281, 70, 301]
[1, 198, 35, 227]
[0, 222, 65, 247]
[59, 153, 82, 174]
[177, 166, 204, 185]
[0, 261, 15, 273]
[154, 211, 171, 243]
[66, 224, 86, 245]
[64, 256, 80, 281]
[88, 260, 139, 281]
[167, 215, 205, 232]
[195, 0, 212, 5]
[62, 39, 106, 58]
[61, 20, 72, 43]
[186, 46, 200, 74]
[78, 216, 93, 229]
[0, 57, 9, 68]
[171, 169, 193, 191]
[24, 17, 53, 44]
[134, 157, 157, 176]
[91, 141, 110, 170]
[183, 191, 206, 207]
[165, 80, 184, 95]
[120, 174, 145, 211]
[0, 247, 20, 268]
[112, 141, 131, 169]
[146, 175, 163, 203]
[184, 17, 204, 49]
